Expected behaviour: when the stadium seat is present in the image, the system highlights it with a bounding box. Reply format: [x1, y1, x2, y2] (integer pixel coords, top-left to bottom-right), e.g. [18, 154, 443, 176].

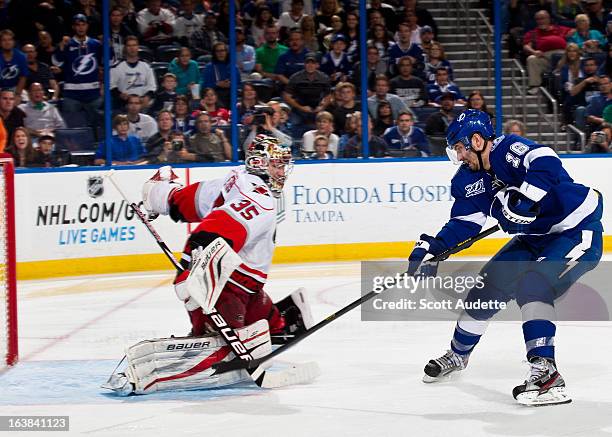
[54, 128, 97, 152]
[250, 81, 275, 102]
[156, 45, 181, 62]
[151, 62, 169, 82]
[197, 55, 212, 63]
[412, 106, 438, 122]
[138, 46, 155, 63]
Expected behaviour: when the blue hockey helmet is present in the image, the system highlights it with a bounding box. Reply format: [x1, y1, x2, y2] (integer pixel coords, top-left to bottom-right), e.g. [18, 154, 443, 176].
[446, 109, 494, 164]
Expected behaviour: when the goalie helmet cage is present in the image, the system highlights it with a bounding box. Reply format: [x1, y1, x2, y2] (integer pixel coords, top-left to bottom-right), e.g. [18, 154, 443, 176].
[0, 154, 16, 367]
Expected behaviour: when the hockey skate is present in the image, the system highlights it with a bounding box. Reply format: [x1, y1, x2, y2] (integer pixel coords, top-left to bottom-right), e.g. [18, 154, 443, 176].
[512, 357, 571, 406]
[272, 288, 314, 345]
[423, 350, 469, 383]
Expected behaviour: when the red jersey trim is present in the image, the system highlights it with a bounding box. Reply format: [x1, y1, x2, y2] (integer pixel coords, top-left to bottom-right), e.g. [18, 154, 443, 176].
[197, 209, 248, 252]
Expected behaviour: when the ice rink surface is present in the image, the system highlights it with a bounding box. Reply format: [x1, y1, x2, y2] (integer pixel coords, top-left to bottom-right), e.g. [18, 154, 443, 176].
[2, 261, 612, 437]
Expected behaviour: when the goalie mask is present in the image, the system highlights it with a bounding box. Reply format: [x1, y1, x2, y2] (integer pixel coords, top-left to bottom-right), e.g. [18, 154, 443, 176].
[245, 134, 293, 198]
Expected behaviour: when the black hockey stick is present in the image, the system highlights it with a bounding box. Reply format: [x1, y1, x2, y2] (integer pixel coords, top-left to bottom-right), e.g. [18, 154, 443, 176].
[105, 170, 301, 388]
[212, 224, 501, 375]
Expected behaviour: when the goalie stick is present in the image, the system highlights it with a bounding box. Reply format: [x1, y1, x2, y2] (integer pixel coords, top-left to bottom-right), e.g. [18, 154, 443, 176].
[212, 224, 501, 375]
[105, 170, 319, 389]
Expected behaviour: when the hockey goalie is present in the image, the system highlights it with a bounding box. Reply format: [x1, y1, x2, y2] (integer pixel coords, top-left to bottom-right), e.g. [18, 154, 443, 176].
[104, 135, 316, 395]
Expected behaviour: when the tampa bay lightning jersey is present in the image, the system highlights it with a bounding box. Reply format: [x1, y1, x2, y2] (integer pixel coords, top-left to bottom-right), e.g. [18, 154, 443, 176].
[54, 37, 102, 102]
[0, 49, 28, 89]
[436, 134, 603, 248]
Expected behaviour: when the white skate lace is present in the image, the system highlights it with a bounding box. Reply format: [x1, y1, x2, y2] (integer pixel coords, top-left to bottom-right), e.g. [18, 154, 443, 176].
[436, 350, 466, 371]
[525, 358, 551, 383]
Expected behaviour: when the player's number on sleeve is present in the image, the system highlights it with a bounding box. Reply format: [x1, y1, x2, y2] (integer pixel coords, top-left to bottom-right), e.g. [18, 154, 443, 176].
[230, 199, 260, 220]
[506, 142, 529, 168]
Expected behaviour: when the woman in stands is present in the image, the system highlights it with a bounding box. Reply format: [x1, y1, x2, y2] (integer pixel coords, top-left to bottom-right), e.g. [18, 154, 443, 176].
[200, 42, 240, 109]
[343, 11, 360, 61]
[423, 43, 453, 83]
[315, 0, 345, 29]
[198, 88, 230, 126]
[6, 127, 45, 167]
[237, 83, 264, 125]
[465, 91, 495, 125]
[172, 96, 196, 136]
[373, 100, 395, 137]
[367, 24, 392, 61]
[301, 16, 321, 53]
[251, 5, 276, 47]
[168, 47, 200, 97]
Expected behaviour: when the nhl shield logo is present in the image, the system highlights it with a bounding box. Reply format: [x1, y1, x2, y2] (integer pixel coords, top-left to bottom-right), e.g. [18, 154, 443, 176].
[87, 176, 104, 198]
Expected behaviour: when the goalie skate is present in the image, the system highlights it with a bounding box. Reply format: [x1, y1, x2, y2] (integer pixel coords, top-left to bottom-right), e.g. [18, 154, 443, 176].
[423, 350, 469, 383]
[512, 357, 572, 406]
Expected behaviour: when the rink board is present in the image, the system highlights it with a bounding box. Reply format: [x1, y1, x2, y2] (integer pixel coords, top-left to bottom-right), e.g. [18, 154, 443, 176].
[14, 157, 612, 279]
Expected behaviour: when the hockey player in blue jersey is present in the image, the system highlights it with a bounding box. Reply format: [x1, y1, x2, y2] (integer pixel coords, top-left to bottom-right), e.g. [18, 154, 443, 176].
[408, 109, 603, 406]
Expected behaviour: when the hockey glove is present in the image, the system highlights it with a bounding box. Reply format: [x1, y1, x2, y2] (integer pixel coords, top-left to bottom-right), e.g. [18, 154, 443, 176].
[491, 187, 540, 234]
[407, 234, 446, 277]
[142, 166, 182, 219]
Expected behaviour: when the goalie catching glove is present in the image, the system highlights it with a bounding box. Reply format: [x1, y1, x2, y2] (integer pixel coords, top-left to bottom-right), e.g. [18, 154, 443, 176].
[142, 165, 183, 218]
[407, 234, 447, 277]
[491, 187, 540, 234]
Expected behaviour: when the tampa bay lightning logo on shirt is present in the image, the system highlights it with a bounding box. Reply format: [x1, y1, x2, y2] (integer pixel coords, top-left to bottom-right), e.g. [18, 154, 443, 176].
[72, 53, 97, 76]
[1, 64, 19, 80]
[465, 178, 485, 197]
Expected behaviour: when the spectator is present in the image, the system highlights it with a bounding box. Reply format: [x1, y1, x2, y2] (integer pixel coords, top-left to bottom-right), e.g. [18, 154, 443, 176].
[426, 67, 466, 104]
[567, 57, 600, 128]
[423, 42, 453, 83]
[390, 56, 427, 107]
[200, 41, 239, 108]
[5, 127, 44, 167]
[169, 47, 200, 97]
[35, 31, 58, 71]
[19, 83, 65, 141]
[396, 0, 438, 36]
[330, 81, 360, 136]
[388, 22, 424, 76]
[343, 11, 360, 61]
[403, 9, 422, 45]
[315, 0, 345, 30]
[465, 90, 494, 123]
[198, 88, 230, 125]
[173, 0, 204, 46]
[126, 94, 158, 143]
[551, 0, 584, 28]
[275, 29, 309, 86]
[419, 26, 436, 59]
[598, 45, 612, 77]
[55, 14, 102, 132]
[283, 52, 333, 137]
[111, 36, 157, 110]
[251, 5, 276, 47]
[189, 11, 228, 58]
[368, 24, 393, 61]
[301, 111, 339, 157]
[373, 100, 395, 136]
[342, 112, 387, 158]
[0, 30, 28, 101]
[145, 110, 174, 159]
[337, 112, 359, 156]
[586, 75, 612, 130]
[556, 43, 583, 97]
[73, 0, 102, 37]
[236, 27, 256, 81]
[136, 0, 175, 46]
[37, 133, 62, 167]
[242, 101, 293, 153]
[350, 45, 389, 94]
[583, 0, 608, 34]
[149, 73, 178, 114]
[523, 10, 571, 94]
[382, 110, 429, 157]
[0, 89, 24, 144]
[22, 44, 60, 101]
[172, 95, 196, 136]
[255, 25, 288, 82]
[425, 91, 459, 154]
[311, 135, 334, 159]
[148, 130, 189, 164]
[109, 6, 135, 66]
[185, 112, 231, 161]
[567, 14, 607, 53]
[320, 34, 352, 84]
[368, 74, 413, 121]
[504, 119, 527, 136]
[95, 114, 145, 165]
[237, 82, 264, 124]
[321, 15, 346, 50]
[588, 129, 610, 153]
[277, 102, 293, 139]
[300, 15, 321, 53]
[114, 0, 138, 34]
[279, 0, 308, 40]
[369, 0, 398, 33]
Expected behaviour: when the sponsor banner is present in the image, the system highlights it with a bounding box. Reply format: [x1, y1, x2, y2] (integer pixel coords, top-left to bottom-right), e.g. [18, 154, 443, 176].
[15, 158, 612, 265]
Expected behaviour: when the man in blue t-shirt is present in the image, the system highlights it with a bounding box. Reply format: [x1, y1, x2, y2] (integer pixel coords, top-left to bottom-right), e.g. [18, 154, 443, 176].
[95, 114, 145, 165]
[0, 29, 28, 100]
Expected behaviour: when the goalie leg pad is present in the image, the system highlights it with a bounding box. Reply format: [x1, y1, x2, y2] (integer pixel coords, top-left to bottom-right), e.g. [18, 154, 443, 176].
[106, 319, 273, 395]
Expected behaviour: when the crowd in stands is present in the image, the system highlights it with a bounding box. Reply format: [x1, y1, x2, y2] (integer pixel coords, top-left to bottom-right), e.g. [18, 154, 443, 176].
[1, 0, 610, 168]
